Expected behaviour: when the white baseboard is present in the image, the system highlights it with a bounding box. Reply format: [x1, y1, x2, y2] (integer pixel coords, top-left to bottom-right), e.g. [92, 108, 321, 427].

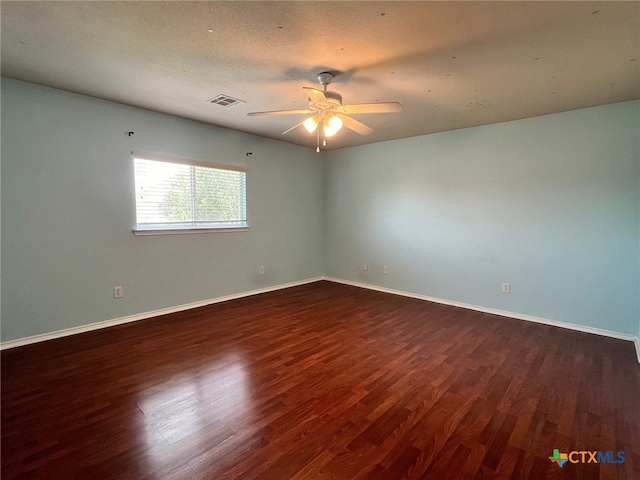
[0, 277, 323, 350]
[3, 276, 639, 365]
[323, 277, 640, 350]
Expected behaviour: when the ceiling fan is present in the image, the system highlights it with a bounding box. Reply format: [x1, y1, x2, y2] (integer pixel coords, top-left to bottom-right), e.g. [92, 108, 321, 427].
[247, 72, 403, 151]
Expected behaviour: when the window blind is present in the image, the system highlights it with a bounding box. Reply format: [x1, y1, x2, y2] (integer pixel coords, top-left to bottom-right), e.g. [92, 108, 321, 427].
[133, 153, 247, 233]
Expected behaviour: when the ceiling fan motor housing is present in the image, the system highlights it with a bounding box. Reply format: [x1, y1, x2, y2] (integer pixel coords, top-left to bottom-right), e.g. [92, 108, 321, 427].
[322, 91, 342, 107]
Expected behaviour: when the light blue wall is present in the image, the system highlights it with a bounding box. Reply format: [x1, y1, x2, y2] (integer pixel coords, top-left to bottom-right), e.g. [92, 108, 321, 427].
[3, 78, 639, 343]
[325, 101, 640, 335]
[1, 78, 324, 342]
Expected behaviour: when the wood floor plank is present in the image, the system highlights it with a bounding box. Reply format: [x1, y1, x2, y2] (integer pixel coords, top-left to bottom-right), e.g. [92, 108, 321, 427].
[2, 281, 639, 479]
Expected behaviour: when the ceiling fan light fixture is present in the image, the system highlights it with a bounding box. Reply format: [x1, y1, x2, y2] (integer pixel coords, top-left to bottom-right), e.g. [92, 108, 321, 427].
[247, 71, 400, 149]
[324, 115, 343, 137]
[303, 115, 319, 133]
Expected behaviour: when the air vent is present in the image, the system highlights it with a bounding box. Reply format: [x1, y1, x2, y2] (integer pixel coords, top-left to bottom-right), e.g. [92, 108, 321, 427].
[207, 95, 245, 108]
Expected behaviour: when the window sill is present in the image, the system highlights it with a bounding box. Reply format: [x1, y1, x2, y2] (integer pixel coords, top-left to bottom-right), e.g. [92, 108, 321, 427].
[133, 227, 249, 236]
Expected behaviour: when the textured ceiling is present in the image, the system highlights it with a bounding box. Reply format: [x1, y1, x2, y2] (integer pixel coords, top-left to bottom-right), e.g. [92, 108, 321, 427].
[2, 1, 639, 150]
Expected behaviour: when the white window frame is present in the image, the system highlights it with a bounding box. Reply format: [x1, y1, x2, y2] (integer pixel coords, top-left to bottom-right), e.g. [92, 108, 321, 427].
[132, 152, 248, 236]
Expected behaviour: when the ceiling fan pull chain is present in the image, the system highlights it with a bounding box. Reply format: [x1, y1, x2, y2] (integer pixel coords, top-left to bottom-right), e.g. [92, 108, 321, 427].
[322, 120, 327, 148]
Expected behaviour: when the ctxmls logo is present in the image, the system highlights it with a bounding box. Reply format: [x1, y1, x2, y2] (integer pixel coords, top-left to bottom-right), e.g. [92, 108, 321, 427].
[549, 449, 625, 468]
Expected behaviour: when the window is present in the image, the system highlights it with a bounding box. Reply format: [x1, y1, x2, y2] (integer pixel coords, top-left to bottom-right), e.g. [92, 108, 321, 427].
[132, 152, 247, 235]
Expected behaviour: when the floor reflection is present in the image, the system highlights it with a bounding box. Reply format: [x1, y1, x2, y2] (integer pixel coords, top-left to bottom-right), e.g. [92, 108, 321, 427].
[136, 352, 251, 468]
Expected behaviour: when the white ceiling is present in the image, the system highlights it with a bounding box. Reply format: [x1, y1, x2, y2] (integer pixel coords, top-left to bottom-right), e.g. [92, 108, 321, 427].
[2, 1, 639, 150]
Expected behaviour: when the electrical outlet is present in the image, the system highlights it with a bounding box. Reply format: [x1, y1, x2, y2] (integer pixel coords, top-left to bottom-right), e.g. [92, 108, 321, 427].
[259, 266, 265, 275]
[383, 266, 389, 274]
[113, 286, 123, 299]
[502, 283, 511, 294]
[363, 263, 368, 271]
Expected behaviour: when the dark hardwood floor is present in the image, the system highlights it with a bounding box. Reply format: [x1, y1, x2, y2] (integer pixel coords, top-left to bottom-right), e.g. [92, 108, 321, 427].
[2, 281, 639, 479]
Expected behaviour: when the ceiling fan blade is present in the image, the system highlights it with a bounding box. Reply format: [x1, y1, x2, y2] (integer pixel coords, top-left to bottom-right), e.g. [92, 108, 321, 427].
[282, 114, 320, 135]
[247, 109, 312, 116]
[342, 102, 403, 114]
[339, 114, 373, 135]
[282, 121, 304, 135]
[303, 87, 328, 105]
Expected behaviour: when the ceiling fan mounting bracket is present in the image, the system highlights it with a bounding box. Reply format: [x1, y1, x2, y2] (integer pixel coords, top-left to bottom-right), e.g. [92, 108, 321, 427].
[317, 72, 334, 89]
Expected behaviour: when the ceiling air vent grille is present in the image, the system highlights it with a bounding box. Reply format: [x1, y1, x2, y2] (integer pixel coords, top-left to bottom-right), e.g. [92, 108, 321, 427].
[207, 95, 245, 108]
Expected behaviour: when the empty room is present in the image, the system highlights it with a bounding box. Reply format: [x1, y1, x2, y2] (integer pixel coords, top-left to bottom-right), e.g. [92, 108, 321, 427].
[2, 2, 639, 479]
